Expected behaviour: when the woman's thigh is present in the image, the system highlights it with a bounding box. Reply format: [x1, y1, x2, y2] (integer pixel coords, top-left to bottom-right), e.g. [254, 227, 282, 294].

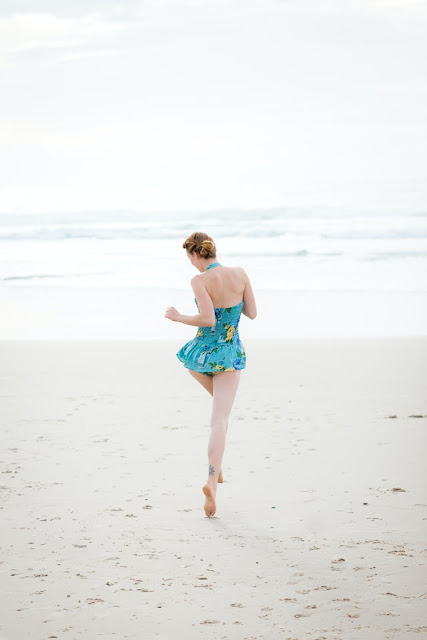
[211, 371, 241, 422]
[188, 370, 214, 396]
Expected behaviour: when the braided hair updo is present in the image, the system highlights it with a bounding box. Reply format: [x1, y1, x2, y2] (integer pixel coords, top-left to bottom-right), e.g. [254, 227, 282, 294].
[182, 232, 216, 259]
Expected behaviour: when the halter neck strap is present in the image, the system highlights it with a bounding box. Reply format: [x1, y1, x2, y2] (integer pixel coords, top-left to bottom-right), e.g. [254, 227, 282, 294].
[205, 262, 221, 271]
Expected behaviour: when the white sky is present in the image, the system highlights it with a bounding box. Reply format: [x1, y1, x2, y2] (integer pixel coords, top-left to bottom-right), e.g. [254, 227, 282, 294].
[0, 0, 426, 213]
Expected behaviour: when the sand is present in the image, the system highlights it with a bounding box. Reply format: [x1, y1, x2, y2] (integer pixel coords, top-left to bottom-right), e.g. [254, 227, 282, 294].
[0, 338, 426, 640]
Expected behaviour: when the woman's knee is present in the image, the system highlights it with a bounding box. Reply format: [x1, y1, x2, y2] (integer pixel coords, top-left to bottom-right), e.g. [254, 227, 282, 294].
[210, 414, 228, 430]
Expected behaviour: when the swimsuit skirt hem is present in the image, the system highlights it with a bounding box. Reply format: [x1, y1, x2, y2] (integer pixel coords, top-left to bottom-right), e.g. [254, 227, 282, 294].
[176, 338, 246, 376]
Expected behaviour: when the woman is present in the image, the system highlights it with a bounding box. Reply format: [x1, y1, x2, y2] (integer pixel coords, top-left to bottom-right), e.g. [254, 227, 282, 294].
[165, 232, 257, 517]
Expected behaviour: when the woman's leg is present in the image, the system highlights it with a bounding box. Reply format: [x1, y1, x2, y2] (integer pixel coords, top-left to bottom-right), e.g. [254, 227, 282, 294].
[188, 370, 213, 395]
[203, 370, 240, 516]
[188, 370, 226, 482]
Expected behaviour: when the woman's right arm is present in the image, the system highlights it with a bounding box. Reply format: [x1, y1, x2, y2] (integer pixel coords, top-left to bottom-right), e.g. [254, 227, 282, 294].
[241, 270, 257, 319]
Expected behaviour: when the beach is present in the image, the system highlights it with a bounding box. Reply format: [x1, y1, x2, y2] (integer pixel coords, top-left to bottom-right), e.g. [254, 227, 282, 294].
[1, 337, 426, 639]
[1, 286, 426, 341]
[2, 0, 427, 636]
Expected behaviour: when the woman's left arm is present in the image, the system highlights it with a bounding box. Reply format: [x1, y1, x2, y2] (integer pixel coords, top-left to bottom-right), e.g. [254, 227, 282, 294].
[165, 276, 215, 327]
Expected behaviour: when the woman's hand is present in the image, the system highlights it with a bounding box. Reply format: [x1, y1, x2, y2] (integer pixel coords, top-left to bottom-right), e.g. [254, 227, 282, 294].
[165, 306, 181, 322]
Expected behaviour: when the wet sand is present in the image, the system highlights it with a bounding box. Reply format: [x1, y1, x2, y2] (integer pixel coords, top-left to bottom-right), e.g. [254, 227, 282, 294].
[0, 338, 426, 639]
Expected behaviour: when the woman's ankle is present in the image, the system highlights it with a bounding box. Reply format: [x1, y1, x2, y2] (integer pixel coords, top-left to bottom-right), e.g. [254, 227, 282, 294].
[206, 477, 217, 493]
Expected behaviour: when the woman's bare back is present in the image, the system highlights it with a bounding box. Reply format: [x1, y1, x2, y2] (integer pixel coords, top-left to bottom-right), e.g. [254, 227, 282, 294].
[202, 265, 257, 319]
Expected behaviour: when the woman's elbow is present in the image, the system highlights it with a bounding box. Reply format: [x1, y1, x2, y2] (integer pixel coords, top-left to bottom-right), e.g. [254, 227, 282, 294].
[201, 314, 216, 327]
[243, 309, 257, 320]
[246, 305, 257, 319]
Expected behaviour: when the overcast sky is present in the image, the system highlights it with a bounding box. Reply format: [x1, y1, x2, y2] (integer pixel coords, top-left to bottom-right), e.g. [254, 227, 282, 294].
[1, 0, 426, 213]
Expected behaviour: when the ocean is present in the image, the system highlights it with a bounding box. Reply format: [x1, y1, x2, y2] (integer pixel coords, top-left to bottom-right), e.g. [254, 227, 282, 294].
[0, 207, 426, 339]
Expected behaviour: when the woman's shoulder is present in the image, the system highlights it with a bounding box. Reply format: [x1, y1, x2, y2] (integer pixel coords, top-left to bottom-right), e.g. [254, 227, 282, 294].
[228, 265, 248, 282]
[224, 265, 247, 276]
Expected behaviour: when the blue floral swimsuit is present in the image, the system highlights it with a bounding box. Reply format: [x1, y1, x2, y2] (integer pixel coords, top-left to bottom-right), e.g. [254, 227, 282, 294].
[176, 263, 246, 376]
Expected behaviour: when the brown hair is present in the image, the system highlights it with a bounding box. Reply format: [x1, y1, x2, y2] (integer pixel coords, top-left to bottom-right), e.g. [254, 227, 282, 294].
[182, 232, 216, 258]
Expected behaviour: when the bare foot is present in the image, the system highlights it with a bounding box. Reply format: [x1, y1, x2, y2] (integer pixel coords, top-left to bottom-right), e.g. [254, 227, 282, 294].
[202, 484, 216, 517]
[218, 470, 224, 483]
